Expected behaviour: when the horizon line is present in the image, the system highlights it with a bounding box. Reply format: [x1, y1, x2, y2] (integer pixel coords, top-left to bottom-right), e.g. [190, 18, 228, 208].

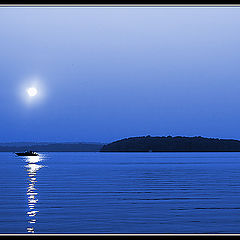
[1, 135, 240, 144]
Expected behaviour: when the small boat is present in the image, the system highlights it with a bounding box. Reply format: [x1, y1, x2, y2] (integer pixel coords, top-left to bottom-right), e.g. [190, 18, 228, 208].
[15, 151, 39, 156]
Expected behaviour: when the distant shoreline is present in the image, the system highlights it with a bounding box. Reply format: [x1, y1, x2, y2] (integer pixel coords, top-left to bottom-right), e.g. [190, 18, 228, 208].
[3, 135, 240, 153]
[0, 142, 104, 152]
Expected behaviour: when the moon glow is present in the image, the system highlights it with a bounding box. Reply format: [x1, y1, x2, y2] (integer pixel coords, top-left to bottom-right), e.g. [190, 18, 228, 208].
[27, 87, 38, 97]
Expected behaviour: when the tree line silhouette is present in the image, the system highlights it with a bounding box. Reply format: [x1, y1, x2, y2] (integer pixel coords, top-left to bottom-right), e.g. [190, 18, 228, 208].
[100, 135, 240, 152]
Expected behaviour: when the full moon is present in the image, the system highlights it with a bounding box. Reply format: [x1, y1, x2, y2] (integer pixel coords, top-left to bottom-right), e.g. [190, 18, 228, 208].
[27, 87, 38, 97]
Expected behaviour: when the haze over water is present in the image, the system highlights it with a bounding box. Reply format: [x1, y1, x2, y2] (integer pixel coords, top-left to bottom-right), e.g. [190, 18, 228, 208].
[1, 152, 240, 234]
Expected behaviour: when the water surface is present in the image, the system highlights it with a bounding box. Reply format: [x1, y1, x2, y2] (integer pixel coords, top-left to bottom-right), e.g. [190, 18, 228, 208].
[0, 152, 240, 233]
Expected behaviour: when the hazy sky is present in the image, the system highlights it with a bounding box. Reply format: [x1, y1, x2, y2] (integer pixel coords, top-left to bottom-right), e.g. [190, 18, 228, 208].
[0, 6, 240, 143]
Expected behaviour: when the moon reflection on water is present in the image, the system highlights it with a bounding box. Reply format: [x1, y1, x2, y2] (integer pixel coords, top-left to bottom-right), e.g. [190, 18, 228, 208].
[24, 155, 45, 234]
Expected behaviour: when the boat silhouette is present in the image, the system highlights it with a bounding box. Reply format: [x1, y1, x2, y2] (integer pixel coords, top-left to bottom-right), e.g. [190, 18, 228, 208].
[15, 151, 39, 156]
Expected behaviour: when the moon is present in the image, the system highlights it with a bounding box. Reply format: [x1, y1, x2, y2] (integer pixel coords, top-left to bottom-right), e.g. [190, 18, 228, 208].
[27, 87, 38, 97]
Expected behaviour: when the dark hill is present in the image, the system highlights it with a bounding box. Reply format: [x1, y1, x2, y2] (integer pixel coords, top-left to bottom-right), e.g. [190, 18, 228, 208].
[100, 136, 240, 152]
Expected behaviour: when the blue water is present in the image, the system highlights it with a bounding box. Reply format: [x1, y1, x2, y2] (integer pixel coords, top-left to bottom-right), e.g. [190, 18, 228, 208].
[0, 152, 240, 234]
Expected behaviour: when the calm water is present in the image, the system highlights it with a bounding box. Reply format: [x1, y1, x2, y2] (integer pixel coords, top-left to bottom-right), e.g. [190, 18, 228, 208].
[1, 152, 240, 234]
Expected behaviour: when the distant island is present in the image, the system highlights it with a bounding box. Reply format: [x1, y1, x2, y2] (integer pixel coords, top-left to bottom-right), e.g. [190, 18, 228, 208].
[100, 136, 240, 152]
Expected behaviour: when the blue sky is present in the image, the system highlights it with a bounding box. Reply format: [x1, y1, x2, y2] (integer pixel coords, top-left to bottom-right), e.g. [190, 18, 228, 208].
[0, 6, 240, 143]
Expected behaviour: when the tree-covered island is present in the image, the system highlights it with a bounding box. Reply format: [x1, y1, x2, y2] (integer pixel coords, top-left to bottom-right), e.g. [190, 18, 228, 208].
[100, 136, 240, 152]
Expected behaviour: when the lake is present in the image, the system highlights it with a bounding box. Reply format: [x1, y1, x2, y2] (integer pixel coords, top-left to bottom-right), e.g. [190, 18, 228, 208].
[0, 152, 240, 234]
